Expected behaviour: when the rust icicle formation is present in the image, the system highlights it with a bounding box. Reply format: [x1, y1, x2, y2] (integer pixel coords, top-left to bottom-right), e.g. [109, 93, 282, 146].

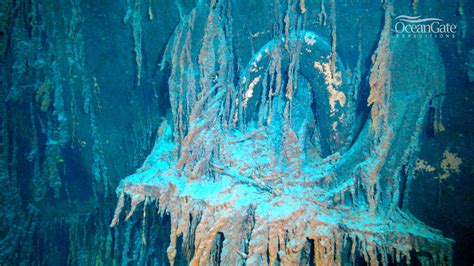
[112, 0, 453, 264]
[124, 0, 144, 86]
[367, 1, 393, 134]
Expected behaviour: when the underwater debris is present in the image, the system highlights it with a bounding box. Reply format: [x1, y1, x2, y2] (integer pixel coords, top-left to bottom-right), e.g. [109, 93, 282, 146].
[112, 1, 453, 265]
[1, 0, 467, 264]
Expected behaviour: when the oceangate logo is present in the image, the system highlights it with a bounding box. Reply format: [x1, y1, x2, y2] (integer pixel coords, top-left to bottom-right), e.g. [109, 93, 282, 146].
[394, 15, 457, 38]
